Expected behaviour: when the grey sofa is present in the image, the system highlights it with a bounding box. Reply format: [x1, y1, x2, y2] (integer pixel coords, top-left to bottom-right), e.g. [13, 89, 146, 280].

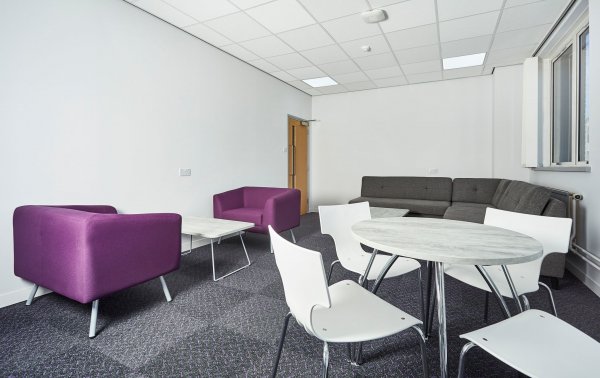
[349, 176, 569, 282]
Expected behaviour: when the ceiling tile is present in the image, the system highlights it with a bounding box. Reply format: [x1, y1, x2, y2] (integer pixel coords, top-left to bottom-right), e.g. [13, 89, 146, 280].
[331, 71, 369, 84]
[373, 75, 408, 87]
[270, 70, 297, 81]
[497, 0, 568, 32]
[288, 80, 314, 91]
[278, 24, 334, 51]
[205, 12, 270, 42]
[368, 0, 406, 7]
[322, 13, 381, 42]
[364, 66, 403, 79]
[240, 35, 293, 57]
[443, 66, 483, 79]
[183, 23, 232, 46]
[303, 88, 322, 95]
[246, 0, 316, 33]
[267, 52, 312, 69]
[492, 23, 552, 50]
[406, 71, 442, 84]
[386, 24, 439, 50]
[380, 0, 436, 33]
[439, 11, 500, 42]
[318, 85, 348, 94]
[344, 81, 377, 91]
[135, 0, 198, 27]
[248, 59, 280, 72]
[287, 65, 325, 79]
[401, 59, 441, 74]
[441, 35, 491, 58]
[394, 44, 440, 64]
[353, 52, 397, 70]
[486, 44, 536, 66]
[318, 60, 361, 75]
[298, 0, 367, 22]
[301, 45, 348, 65]
[339, 35, 391, 58]
[437, 0, 503, 21]
[229, 0, 272, 10]
[220, 44, 260, 60]
[504, 0, 539, 7]
[163, 0, 238, 22]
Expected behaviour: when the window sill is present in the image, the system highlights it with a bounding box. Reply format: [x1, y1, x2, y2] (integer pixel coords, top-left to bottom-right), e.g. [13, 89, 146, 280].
[532, 166, 591, 172]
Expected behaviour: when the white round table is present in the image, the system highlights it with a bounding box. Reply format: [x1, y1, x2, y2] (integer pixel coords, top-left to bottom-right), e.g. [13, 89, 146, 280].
[351, 217, 542, 378]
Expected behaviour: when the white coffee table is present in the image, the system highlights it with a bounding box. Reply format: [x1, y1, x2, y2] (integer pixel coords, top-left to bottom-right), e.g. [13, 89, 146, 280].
[181, 217, 255, 281]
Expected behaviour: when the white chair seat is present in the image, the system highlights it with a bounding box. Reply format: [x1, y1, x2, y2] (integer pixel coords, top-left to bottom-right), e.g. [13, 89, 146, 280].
[460, 309, 600, 378]
[341, 252, 421, 281]
[445, 263, 539, 297]
[311, 280, 421, 343]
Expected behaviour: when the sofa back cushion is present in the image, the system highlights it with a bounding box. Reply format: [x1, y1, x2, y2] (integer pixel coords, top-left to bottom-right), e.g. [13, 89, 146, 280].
[491, 179, 512, 206]
[542, 198, 568, 217]
[243, 187, 290, 208]
[496, 181, 551, 214]
[361, 176, 452, 201]
[452, 178, 501, 204]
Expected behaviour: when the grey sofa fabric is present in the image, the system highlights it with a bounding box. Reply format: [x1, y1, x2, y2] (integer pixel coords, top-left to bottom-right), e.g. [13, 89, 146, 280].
[361, 176, 452, 201]
[452, 178, 501, 204]
[350, 196, 450, 216]
[542, 198, 568, 217]
[541, 253, 567, 278]
[495, 180, 551, 214]
[491, 179, 511, 207]
[443, 203, 495, 223]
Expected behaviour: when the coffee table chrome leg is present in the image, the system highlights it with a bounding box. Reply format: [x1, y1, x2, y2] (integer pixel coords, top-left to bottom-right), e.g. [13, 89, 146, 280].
[212, 234, 252, 282]
[434, 261, 448, 378]
[501, 265, 523, 313]
[475, 265, 511, 318]
[359, 249, 378, 288]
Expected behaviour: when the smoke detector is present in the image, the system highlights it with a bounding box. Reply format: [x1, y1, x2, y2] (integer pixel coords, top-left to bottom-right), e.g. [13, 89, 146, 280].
[361, 45, 372, 52]
[361, 9, 388, 24]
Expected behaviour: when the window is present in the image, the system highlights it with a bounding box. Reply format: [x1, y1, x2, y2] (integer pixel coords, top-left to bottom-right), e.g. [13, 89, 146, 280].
[552, 46, 572, 163]
[578, 28, 590, 163]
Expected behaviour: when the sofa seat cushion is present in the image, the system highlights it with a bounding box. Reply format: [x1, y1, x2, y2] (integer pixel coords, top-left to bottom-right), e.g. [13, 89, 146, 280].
[350, 197, 450, 216]
[220, 208, 263, 226]
[452, 178, 501, 204]
[496, 181, 551, 214]
[443, 203, 495, 224]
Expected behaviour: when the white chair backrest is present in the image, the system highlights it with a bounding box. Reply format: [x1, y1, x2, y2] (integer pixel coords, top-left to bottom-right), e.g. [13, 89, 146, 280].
[269, 226, 331, 335]
[484, 208, 572, 280]
[319, 202, 371, 261]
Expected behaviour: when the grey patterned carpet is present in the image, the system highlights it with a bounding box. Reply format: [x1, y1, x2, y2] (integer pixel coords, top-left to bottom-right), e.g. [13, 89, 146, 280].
[2, 213, 599, 377]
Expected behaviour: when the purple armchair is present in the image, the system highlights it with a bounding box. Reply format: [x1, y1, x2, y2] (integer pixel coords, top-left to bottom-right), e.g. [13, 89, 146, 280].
[213, 187, 301, 244]
[13, 205, 181, 338]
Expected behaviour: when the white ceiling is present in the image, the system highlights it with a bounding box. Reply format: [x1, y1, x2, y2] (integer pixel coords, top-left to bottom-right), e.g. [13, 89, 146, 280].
[125, 0, 570, 96]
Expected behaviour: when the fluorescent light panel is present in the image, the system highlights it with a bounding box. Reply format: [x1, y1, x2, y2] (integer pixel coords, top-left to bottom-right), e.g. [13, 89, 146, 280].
[302, 76, 338, 88]
[443, 53, 486, 70]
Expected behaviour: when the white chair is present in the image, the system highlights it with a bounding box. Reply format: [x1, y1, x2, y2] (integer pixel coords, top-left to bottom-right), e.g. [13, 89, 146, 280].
[444, 208, 572, 317]
[458, 309, 600, 378]
[268, 226, 428, 378]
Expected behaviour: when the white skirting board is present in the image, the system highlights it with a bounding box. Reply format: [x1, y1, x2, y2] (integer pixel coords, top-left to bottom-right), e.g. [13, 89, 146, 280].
[566, 248, 600, 298]
[0, 285, 52, 309]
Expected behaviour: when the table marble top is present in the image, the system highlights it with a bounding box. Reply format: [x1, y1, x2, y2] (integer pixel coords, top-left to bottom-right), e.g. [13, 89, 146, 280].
[351, 217, 542, 265]
[181, 217, 254, 239]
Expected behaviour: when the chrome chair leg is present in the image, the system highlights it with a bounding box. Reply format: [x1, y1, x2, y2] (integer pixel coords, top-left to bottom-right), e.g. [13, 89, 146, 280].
[271, 312, 292, 378]
[424, 261, 435, 337]
[89, 299, 99, 338]
[159, 276, 172, 302]
[290, 229, 296, 244]
[217, 236, 222, 245]
[417, 268, 426, 330]
[458, 341, 476, 378]
[327, 260, 340, 284]
[322, 341, 329, 378]
[539, 281, 558, 317]
[26, 284, 39, 306]
[411, 325, 429, 378]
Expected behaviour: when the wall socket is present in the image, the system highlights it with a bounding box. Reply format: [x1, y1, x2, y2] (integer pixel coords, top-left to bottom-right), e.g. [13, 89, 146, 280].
[179, 168, 192, 176]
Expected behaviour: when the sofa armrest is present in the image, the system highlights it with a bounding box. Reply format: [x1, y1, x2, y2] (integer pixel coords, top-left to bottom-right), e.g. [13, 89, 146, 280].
[213, 188, 244, 218]
[263, 189, 301, 232]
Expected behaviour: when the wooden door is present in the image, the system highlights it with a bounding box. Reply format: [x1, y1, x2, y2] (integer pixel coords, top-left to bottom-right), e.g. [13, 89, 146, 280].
[288, 117, 309, 214]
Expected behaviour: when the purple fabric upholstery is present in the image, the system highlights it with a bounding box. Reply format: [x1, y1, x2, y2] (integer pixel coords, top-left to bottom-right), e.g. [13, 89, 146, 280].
[213, 187, 300, 234]
[13, 205, 181, 304]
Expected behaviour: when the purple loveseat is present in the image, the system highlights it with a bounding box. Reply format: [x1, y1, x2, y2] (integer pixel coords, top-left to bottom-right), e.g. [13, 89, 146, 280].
[213, 187, 300, 240]
[13, 205, 182, 337]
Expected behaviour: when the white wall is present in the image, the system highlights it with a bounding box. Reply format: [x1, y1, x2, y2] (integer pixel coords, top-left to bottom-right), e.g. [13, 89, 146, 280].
[310, 76, 493, 208]
[0, 0, 311, 307]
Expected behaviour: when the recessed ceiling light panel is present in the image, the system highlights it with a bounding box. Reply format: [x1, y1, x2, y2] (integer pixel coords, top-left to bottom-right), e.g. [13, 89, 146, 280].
[302, 76, 338, 88]
[443, 53, 486, 70]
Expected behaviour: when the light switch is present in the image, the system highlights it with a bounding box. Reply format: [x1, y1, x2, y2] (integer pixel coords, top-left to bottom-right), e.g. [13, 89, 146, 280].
[179, 168, 192, 176]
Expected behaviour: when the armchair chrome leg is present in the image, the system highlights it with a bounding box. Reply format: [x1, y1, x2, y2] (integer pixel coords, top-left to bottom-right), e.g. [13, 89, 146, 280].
[322, 341, 329, 378]
[26, 284, 39, 306]
[411, 325, 429, 378]
[521, 294, 530, 310]
[271, 312, 292, 378]
[327, 260, 340, 284]
[89, 300, 99, 338]
[539, 281, 558, 317]
[159, 276, 172, 302]
[458, 342, 476, 378]
[290, 229, 296, 244]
